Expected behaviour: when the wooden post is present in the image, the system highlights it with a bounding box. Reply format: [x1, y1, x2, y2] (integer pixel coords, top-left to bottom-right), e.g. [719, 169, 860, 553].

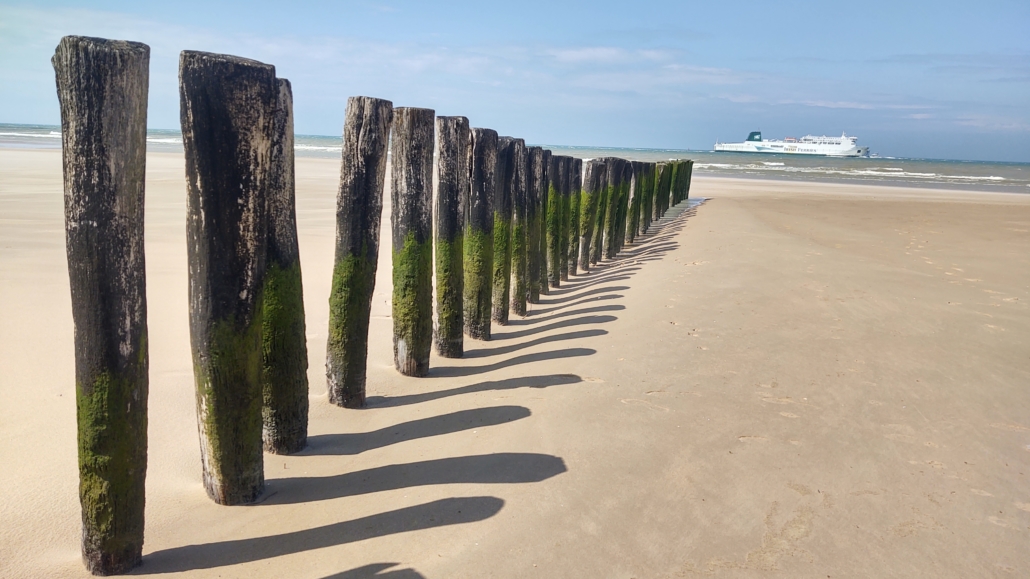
[465, 128, 497, 340]
[685, 160, 694, 200]
[538, 150, 552, 293]
[262, 78, 309, 455]
[326, 96, 393, 407]
[492, 137, 515, 324]
[590, 157, 609, 265]
[654, 162, 670, 220]
[433, 116, 469, 358]
[568, 157, 582, 276]
[526, 146, 544, 303]
[559, 157, 571, 281]
[640, 162, 655, 235]
[625, 161, 640, 245]
[615, 161, 632, 252]
[546, 155, 564, 287]
[602, 158, 624, 259]
[54, 35, 150, 575]
[577, 158, 604, 272]
[391, 107, 435, 376]
[180, 50, 274, 505]
[510, 139, 529, 316]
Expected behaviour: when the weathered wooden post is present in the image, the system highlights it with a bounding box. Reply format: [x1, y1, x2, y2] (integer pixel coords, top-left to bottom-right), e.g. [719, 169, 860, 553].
[510, 139, 529, 316]
[602, 158, 624, 259]
[492, 137, 515, 324]
[568, 157, 582, 276]
[685, 160, 695, 200]
[262, 78, 309, 455]
[590, 157, 609, 265]
[527, 146, 545, 302]
[615, 161, 633, 252]
[465, 128, 497, 340]
[433, 116, 469, 358]
[390, 107, 435, 376]
[557, 157, 570, 281]
[546, 155, 565, 287]
[577, 158, 604, 272]
[654, 162, 670, 220]
[54, 35, 150, 575]
[625, 161, 641, 245]
[180, 50, 275, 505]
[640, 162, 655, 235]
[666, 161, 679, 214]
[538, 150, 552, 293]
[326, 97, 393, 407]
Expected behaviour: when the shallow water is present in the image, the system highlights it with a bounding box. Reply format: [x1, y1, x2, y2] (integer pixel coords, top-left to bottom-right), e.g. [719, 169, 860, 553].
[3, 124, 1026, 193]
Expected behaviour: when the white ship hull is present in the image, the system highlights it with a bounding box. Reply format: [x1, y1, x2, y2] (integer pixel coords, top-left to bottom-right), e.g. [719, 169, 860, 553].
[715, 132, 868, 157]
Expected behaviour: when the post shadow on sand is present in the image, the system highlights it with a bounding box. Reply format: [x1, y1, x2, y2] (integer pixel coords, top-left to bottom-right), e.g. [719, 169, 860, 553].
[261, 453, 567, 505]
[138, 497, 504, 574]
[366, 373, 583, 408]
[529, 285, 630, 308]
[489, 315, 616, 341]
[428, 347, 596, 378]
[519, 292, 625, 319]
[321, 563, 426, 579]
[302, 406, 533, 456]
[505, 301, 625, 327]
[463, 328, 608, 358]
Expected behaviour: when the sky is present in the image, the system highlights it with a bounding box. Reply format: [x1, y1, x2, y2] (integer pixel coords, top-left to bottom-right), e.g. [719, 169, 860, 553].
[1, 1, 1028, 161]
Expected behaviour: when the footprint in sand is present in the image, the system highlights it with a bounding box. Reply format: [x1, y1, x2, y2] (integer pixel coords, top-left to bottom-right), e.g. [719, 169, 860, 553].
[779, 412, 799, 418]
[971, 489, 993, 497]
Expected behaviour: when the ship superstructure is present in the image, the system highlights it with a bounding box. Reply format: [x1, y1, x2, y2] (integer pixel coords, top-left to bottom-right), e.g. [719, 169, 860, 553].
[715, 131, 869, 157]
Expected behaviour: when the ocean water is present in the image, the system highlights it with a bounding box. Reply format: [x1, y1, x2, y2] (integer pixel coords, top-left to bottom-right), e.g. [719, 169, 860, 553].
[3, 124, 1027, 193]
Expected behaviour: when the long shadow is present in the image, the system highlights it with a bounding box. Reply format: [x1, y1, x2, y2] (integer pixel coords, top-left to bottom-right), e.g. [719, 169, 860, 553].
[490, 315, 616, 341]
[137, 497, 504, 574]
[428, 347, 596, 377]
[463, 328, 607, 359]
[367, 373, 581, 408]
[263, 453, 567, 505]
[506, 302, 625, 327]
[543, 268, 641, 296]
[322, 564, 426, 579]
[302, 406, 532, 456]
[533, 285, 629, 307]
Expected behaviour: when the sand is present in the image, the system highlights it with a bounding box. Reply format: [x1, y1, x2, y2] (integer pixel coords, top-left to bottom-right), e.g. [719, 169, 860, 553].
[1, 148, 1028, 578]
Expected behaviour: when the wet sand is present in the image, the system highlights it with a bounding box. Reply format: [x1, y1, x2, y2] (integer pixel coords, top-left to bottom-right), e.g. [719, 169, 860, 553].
[0, 149, 1028, 578]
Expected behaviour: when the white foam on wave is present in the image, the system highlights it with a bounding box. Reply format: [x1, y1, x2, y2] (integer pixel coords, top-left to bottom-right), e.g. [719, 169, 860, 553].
[295, 144, 342, 152]
[762, 162, 784, 166]
[146, 137, 182, 144]
[0, 131, 61, 139]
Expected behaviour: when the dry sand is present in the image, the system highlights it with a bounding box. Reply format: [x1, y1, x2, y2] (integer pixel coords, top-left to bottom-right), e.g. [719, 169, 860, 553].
[1, 148, 1028, 578]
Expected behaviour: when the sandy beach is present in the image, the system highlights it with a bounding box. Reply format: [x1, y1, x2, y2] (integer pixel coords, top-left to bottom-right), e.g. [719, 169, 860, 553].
[1, 148, 1028, 578]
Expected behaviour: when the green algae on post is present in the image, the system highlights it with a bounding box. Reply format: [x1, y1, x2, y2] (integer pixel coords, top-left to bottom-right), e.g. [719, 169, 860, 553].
[391, 107, 435, 376]
[603, 158, 624, 259]
[578, 158, 605, 272]
[262, 78, 309, 455]
[626, 161, 642, 245]
[538, 149, 553, 294]
[568, 157, 582, 277]
[546, 154, 563, 287]
[433, 116, 470, 358]
[526, 146, 545, 303]
[591, 157, 609, 265]
[492, 137, 515, 325]
[509, 139, 529, 316]
[180, 49, 276, 505]
[327, 96, 392, 407]
[559, 156, 572, 281]
[465, 128, 498, 340]
[54, 35, 150, 575]
[614, 161, 632, 253]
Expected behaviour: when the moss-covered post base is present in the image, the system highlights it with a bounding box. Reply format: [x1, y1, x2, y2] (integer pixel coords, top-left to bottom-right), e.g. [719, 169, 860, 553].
[180, 50, 275, 505]
[390, 107, 435, 376]
[546, 154, 563, 287]
[578, 158, 604, 272]
[465, 128, 497, 340]
[526, 146, 545, 303]
[510, 139, 529, 316]
[538, 149, 552, 294]
[54, 35, 150, 576]
[433, 116, 470, 358]
[327, 97, 393, 407]
[492, 137, 515, 325]
[568, 157, 582, 276]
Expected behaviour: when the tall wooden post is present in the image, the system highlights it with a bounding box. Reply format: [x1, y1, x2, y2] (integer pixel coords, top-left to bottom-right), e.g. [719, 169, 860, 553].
[685, 160, 694, 200]
[510, 139, 529, 316]
[326, 97, 393, 407]
[433, 116, 469, 358]
[559, 157, 572, 281]
[568, 157, 582, 276]
[180, 50, 275, 505]
[602, 158, 623, 259]
[577, 158, 604, 272]
[615, 161, 632, 252]
[538, 150, 552, 293]
[492, 137, 515, 324]
[262, 78, 309, 455]
[590, 157, 609, 265]
[527, 146, 544, 303]
[391, 107, 435, 376]
[546, 155, 564, 287]
[54, 35, 150, 575]
[640, 162, 655, 235]
[654, 162, 670, 220]
[465, 128, 497, 340]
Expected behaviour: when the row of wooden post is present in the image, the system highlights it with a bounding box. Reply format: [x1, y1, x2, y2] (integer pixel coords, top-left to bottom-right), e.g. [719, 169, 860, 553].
[53, 36, 693, 575]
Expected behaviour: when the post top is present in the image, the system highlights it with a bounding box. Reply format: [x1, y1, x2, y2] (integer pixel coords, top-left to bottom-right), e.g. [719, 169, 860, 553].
[179, 50, 274, 74]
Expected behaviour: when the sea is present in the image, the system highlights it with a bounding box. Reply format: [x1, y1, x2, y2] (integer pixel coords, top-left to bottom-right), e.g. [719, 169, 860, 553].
[3, 123, 1027, 194]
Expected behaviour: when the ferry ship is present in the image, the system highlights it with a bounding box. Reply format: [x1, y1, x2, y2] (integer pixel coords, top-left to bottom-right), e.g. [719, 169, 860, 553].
[714, 131, 869, 157]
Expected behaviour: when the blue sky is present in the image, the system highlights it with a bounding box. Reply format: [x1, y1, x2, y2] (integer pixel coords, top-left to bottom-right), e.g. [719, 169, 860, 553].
[1, 1, 1028, 161]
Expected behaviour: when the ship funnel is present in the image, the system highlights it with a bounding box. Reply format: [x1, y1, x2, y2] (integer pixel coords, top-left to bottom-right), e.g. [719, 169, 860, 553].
[746, 131, 762, 142]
